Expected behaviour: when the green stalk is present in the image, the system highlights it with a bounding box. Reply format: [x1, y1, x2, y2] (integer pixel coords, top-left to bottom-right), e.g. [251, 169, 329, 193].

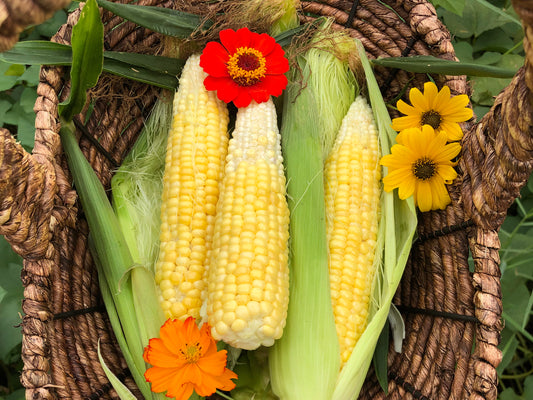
[59, 120, 151, 400]
[269, 60, 340, 400]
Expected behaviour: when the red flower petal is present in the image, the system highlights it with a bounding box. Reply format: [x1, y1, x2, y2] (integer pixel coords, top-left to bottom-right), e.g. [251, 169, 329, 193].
[200, 41, 230, 77]
[265, 47, 289, 74]
[201, 28, 289, 107]
[259, 74, 288, 97]
[251, 32, 277, 56]
[204, 76, 240, 103]
[232, 89, 254, 108]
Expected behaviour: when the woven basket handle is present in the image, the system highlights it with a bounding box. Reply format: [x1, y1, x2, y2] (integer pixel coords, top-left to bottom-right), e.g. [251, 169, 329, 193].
[0, 128, 53, 259]
[460, 0, 533, 230]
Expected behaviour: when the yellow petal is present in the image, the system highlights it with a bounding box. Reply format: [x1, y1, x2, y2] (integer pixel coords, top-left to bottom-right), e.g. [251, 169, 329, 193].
[392, 115, 421, 132]
[433, 85, 451, 110]
[415, 181, 433, 212]
[409, 87, 429, 110]
[396, 99, 418, 116]
[437, 165, 458, 182]
[423, 81, 438, 107]
[397, 175, 416, 199]
[439, 121, 464, 142]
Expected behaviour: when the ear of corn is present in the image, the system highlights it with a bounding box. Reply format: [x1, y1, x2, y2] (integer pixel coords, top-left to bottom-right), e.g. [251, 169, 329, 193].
[205, 98, 290, 350]
[154, 53, 229, 321]
[324, 95, 381, 367]
[331, 40, 417, 400]
[269, 43, 355, 400]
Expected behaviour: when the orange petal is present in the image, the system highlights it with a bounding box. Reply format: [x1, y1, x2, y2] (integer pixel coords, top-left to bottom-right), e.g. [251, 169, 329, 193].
[194, 368, 238, 397]
[144, 338, 186, 368]
[198, 323, 216, 357]
[197, 348, 229, 377]
[166, 381, 195, 400]
[144, 366, 178, 393]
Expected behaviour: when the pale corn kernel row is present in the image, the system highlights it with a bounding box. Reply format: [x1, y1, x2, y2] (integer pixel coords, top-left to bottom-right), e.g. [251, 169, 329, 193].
[154, 54, 229, 320]
[205, 99, 290, 350]
[324, 96, 381, 366]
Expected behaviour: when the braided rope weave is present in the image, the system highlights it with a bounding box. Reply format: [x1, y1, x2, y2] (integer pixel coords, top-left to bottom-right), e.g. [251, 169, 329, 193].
[1, 0, 532, 398]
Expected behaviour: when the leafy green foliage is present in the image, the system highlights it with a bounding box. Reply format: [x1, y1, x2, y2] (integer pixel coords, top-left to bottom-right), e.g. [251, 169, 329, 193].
[58, 0, 103, 121]
[434, 0, 524, 120]
[0, 236, 23, 398]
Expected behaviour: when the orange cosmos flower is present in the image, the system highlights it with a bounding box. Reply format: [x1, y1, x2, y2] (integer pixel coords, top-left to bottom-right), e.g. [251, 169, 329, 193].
[200, 27, 289, 108]
[143, 317, 238, 400]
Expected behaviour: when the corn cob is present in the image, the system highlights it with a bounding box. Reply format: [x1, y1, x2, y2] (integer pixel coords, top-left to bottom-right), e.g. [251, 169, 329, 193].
[154, 53, 229, 320]
[205, 98, 290, 350]
[324, 96, 381, 366]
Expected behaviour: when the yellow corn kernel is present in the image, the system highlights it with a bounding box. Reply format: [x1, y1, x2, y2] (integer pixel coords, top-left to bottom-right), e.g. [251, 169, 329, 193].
[155, 54, 229, 320]
[324, 96, 381, 366]
[205, 98, 290, 350]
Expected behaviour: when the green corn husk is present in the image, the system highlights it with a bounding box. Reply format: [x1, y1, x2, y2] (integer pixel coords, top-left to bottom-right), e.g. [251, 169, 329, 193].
[60, 97, 175, 400]
[60, 120, 153, 399]
[110, 98, 171, 345]
[269, 26, 357, 400]
[330, 39, 417, 400]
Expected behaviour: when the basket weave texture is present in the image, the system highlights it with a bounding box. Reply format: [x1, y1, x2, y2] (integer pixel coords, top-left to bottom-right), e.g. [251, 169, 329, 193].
[1, 0, 533, 399]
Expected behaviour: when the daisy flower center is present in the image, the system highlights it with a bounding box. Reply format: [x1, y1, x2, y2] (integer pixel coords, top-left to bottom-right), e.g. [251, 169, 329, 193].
[227, 47, 267, 87]
[420, 110, 442, 130]
[181, 343, 202, 364]
[412, 157, 437, 180]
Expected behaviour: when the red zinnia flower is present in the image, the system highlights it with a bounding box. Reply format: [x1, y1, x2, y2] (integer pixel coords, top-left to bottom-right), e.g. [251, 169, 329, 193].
[143, 317, 238, 400]
[200, 27, 289, 108]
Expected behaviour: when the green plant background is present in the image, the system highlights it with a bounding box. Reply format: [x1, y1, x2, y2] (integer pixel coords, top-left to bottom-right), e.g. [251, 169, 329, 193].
[0, 0, 531, 399]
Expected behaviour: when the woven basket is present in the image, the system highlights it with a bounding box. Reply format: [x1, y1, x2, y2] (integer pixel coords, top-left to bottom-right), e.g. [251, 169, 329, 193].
[2, 0, 533, 399]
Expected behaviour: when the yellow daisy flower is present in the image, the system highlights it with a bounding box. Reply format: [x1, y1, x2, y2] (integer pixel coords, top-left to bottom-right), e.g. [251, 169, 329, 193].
[391, 81, 473, 142]
[380, 125, 461, 212]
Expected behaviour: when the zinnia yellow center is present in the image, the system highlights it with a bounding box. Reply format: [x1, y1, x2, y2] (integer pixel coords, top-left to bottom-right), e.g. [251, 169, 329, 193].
[420, 110, 442, 130]
[412, 157, 437, 180]
[227, 47, 267, 87]
[181, 343, 201, 363]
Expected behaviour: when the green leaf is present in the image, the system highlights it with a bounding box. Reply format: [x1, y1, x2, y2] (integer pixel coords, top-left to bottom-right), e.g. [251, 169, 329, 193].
[4, 64, 25, 77]
[97, 0, 210, 38]
[0, 258, 24, 362]
[103, 58, 178, 90]
[4, 388, 26, 400]
[0, 42, 181, 90]
[470, 54, 524, 106]
[430, 0, 465, 16]
[104, 51, 184, 76]
[497, 329, 519, 373]
[97, 340, 138, 400]
[59, 0, 104, 121]
[372, 55, 517, 78]
[472, 29, 516, 54]
[373, 319, 389, 394]
[0, 61, 22, 91]
[453, 41, 474, 63]
[441, 0, 520, 38]
[17, 65, 41, 87]
[0, 41, 73, 66]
